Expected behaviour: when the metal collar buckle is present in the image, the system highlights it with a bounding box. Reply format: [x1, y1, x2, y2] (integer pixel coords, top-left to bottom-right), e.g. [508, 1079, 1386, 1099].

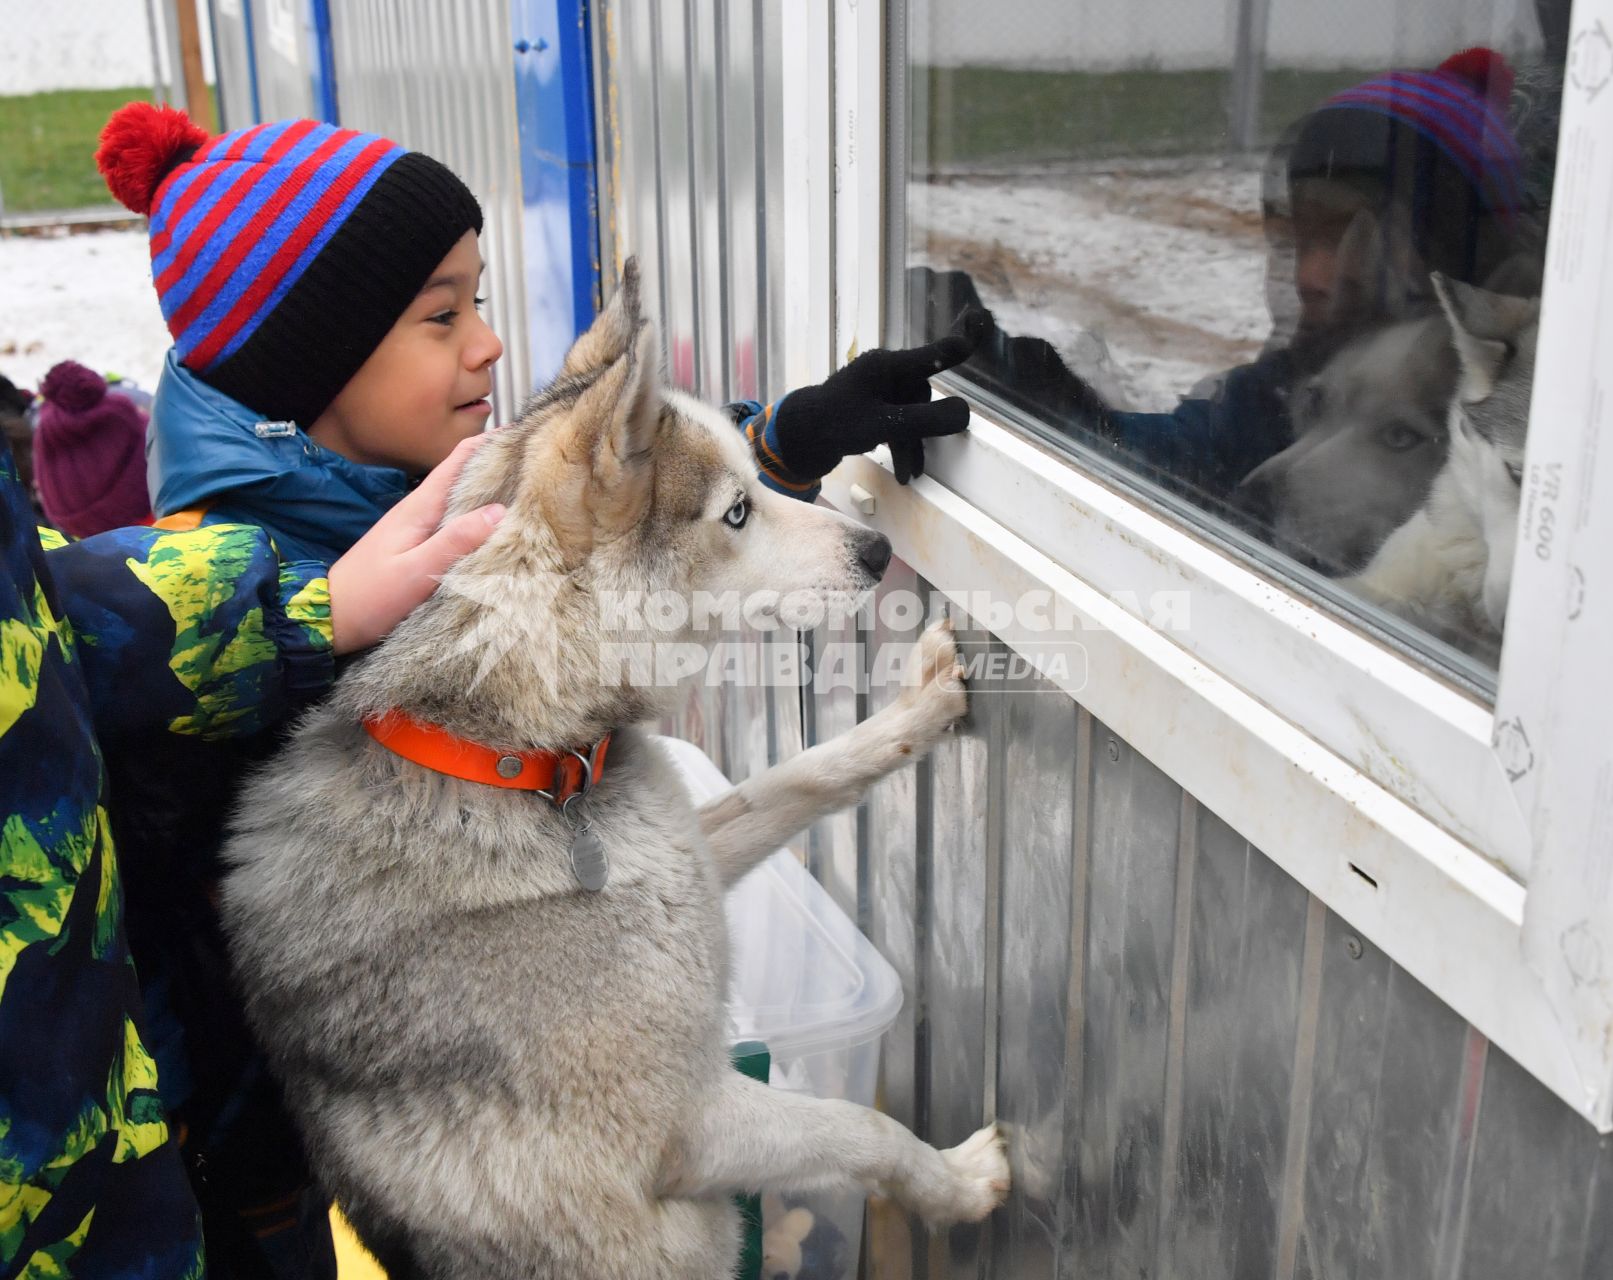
[535, 737, 609, 808]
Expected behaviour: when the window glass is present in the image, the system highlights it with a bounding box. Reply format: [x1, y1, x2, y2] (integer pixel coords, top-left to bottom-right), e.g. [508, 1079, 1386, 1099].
[906, 0, 1566, 678]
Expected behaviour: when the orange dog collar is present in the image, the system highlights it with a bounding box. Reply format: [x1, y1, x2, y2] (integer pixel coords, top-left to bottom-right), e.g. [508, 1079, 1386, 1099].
[363, 711, 612, 806]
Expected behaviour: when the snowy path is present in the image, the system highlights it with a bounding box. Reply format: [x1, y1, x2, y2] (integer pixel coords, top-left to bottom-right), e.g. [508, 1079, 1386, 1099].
[909, 162, 1276, 411]
[1, 228, 169, 394]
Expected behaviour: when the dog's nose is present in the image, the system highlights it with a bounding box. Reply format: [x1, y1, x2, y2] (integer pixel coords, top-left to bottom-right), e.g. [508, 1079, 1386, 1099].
[858, 532, 893, 582]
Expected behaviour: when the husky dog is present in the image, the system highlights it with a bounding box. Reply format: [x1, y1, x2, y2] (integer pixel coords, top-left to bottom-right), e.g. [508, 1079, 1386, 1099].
[1343, 276, 1539, 648]
[1231, 311, 1458, 574]
[220, 262, 1008, 1280]
[1230, 208, 1459, 575]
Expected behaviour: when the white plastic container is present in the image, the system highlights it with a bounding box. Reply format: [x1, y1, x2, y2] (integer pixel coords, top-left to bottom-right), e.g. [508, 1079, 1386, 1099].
[658, 736, 904, 1280]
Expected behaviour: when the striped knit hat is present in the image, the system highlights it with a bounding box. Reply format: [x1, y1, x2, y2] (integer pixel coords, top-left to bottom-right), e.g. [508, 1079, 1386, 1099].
[97, 103, 483, 428]
[1288, 48, 1523, 274]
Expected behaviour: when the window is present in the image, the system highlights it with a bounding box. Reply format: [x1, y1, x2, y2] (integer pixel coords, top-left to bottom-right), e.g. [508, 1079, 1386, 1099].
[904, 0, 1567, 687]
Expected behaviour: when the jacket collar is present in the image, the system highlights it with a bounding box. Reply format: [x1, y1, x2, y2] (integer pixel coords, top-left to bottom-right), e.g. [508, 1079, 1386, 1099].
[147, 349, 410, 563]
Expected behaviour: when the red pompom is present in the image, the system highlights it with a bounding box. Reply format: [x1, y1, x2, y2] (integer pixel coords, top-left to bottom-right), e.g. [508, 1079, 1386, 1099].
[1438, 47, 1516, 103]
[96, 101, 210, 215]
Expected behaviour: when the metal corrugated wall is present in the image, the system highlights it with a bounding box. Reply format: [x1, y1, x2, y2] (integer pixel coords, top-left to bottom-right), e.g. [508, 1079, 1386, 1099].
[208, 0, 259, 131]
[326, 1, 533, 419]
[608, 5, 1613, 1277]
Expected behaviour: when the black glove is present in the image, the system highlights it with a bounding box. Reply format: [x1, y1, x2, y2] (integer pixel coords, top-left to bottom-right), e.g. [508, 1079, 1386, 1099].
[769, 312, 988, 485]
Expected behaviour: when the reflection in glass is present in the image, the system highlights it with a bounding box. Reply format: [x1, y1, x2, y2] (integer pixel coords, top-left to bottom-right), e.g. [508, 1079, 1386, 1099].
[908, 0, 1565, 672]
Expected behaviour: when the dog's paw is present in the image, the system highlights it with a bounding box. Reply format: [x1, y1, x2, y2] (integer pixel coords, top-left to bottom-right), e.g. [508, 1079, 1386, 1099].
[895, 618, 968, 738]
[898, 1124, 1010, 1226]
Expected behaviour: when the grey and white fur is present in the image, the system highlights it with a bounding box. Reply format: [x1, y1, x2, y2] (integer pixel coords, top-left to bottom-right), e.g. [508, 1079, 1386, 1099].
[220, 260, 1008, 1280]
[1343, 275, 1539, 652]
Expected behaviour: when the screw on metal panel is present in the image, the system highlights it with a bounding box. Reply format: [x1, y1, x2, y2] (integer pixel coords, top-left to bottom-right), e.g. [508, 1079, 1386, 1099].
[1345, 936, 1364, 960]
[513, 37, 549, 53]
[1105, 738, 1120, 762]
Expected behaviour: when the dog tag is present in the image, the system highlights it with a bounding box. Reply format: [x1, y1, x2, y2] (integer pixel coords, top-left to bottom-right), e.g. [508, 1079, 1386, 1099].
[569, 823, 609, 891]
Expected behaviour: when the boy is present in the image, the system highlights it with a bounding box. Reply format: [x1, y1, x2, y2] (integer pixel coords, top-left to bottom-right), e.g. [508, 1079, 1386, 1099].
[96, 101, 979, 1277]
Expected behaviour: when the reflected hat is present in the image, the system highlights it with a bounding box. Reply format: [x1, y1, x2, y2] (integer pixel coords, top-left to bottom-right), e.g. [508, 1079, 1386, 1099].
[97, 102, 483, 427]
[1289, 48, 1524, 223]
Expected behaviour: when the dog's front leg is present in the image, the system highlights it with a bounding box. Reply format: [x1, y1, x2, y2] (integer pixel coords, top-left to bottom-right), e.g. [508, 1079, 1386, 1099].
[659, 1071, 1007, 1226]
[695, 619, 967, 887]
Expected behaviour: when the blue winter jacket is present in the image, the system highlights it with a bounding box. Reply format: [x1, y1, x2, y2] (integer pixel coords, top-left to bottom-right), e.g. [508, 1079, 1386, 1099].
[1105, 347, 1300, 499]
[148, 349, 410, 563]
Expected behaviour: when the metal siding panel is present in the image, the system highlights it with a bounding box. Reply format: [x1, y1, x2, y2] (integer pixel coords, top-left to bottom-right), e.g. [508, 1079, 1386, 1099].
[1292, 914, 1471, 1280]
[720, 0, 761, 401]
[722, 624, 771, 785]
[1293, 911, 1393, 1280]
[210, 0, 259, 129]
[767, 631, 807, 768]
[756, 0, 788, 396]
[1160, 807, 1309, 1280]
[864, 563, 926, 1279]
[1056, 710, 1095, 1280]
[924, 611, 994, 1280]
[803, 606, 864, 923]
[992, 678, 1079, 1278]
[246, 0, 317, 121]
[329, 0, 531, 413]
[1357, 963, 1471, 1280]
[654, 0, 699, 392]
[1077, 723, 1183, 1280]
[688, 0, 727, 400]
[613, 0, 665, 329]
[1578, 1143, 1613, 1280]
[1457, 1045, 1607, 1280]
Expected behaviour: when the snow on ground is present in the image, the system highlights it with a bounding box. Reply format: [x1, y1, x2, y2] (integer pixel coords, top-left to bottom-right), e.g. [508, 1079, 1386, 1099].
[909, 161, 1275, 411]
[0, 227, 170, 395]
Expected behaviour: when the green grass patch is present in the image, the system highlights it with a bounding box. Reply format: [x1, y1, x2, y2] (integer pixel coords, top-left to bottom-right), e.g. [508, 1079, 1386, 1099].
[0, 87, 156, 214]
[915, 65, 1372, 167]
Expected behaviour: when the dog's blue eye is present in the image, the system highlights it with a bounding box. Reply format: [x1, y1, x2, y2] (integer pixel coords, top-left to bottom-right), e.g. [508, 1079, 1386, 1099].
[723, 497, 749, 529]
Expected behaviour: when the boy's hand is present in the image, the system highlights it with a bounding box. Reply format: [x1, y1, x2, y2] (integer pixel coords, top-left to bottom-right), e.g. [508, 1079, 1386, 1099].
[328, 434, 505, 655]
[768, 311, 988, 485]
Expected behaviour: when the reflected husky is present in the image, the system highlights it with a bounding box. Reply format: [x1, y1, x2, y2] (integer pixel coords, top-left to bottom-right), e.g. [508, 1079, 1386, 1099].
[1231, 209, 1458, 576]
[1344, 276, 1539, 651]
[220, 261, 1007, 1280]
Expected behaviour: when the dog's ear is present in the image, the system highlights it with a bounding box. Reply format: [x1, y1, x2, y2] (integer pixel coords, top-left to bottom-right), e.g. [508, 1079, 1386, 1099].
[560, 257, 644, 378]
[520, 315, 662, 571]
[578, 316, 663, 537]
[1481, 251, 1544, 299]
[1433, 273, 1539, 403]
[1329, 207, 1431, 328]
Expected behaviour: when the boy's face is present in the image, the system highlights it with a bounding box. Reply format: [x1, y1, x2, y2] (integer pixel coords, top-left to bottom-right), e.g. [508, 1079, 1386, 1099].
[308, 231, 503, 474]
[1289, 178, 1378, 334]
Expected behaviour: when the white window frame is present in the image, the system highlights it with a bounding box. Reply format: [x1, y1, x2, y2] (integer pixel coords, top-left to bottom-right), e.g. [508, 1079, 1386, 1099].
[788, 0, 1613, 1127]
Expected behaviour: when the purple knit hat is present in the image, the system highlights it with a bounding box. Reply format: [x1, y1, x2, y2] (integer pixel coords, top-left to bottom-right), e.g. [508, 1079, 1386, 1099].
[34, 361, 154, 539]
[1287, 47, 1524, 282]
